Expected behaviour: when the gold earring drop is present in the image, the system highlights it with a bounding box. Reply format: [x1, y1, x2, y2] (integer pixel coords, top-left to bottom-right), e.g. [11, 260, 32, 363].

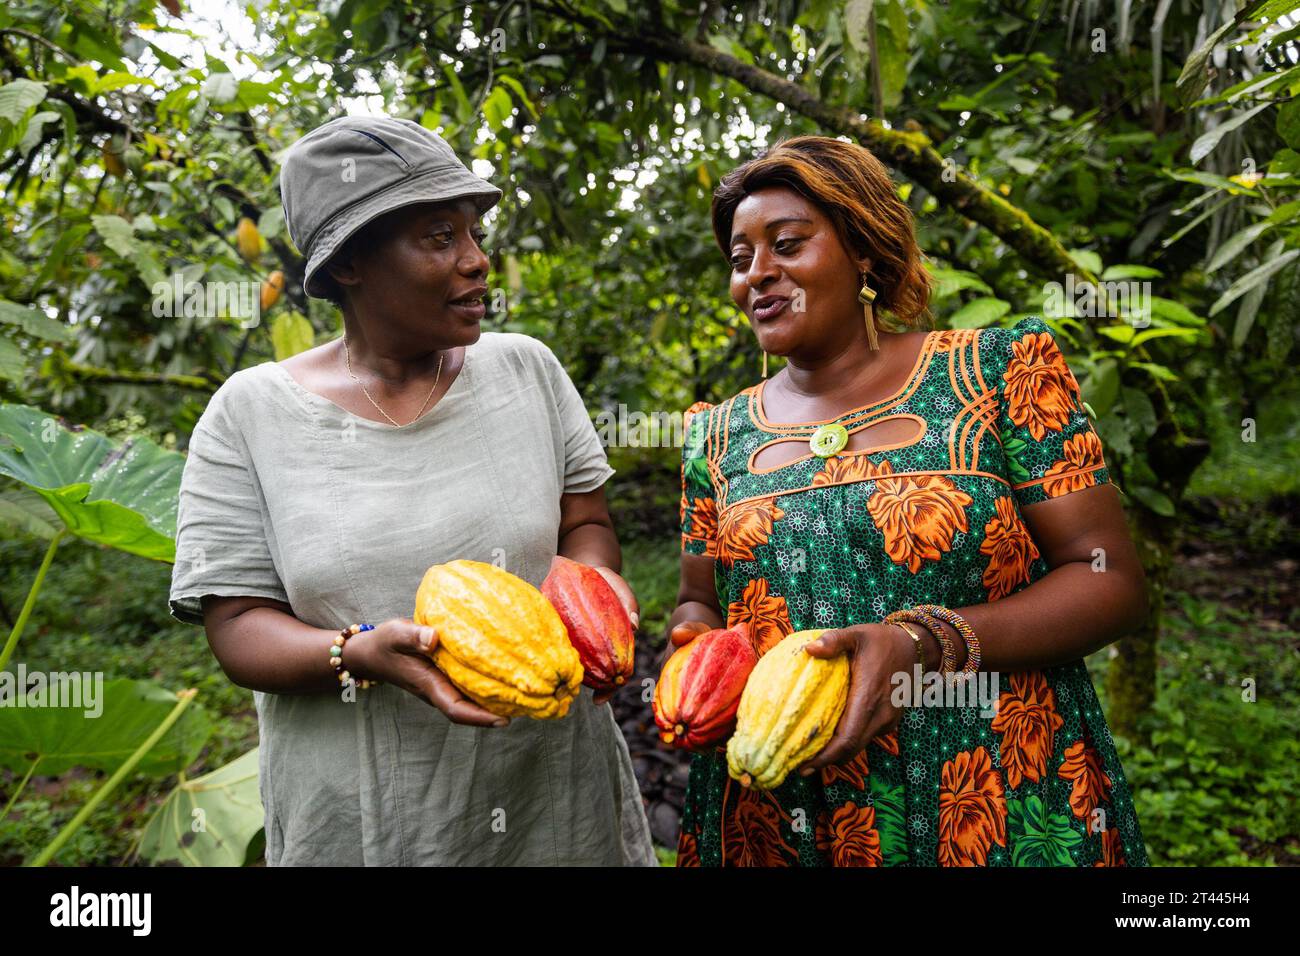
[859, 274, 880, 351]
[762, 350, 768, 379]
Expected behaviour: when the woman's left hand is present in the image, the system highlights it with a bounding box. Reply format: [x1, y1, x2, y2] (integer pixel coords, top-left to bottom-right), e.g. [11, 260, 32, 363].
[796, 623, 915, 774]
[589, 565, 640, 706]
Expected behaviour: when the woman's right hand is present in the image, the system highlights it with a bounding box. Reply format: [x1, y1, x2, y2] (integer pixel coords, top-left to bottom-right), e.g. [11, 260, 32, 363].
[344, 618, 509, 728]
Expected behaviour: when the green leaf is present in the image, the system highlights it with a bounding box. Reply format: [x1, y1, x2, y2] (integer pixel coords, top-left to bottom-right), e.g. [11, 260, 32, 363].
[948, 297, 1010, 329]
[91, 215, 166, 288]
[926, 266, 991, 300]
[1177, 14, 1245, 105]
[1100, 264, 1162, 280]
[1206, 220, 1272, 274]
[1149, 297, 1205, 327]
[257, 206, 285, 240]
[1068, 249, 1103, 275]
[1277, 99, 1300, 150]
[1190, 102, 1273, 165]
[17, 110, 58, 157]
[200, 73, 239, 104]
[270, 311, 315, 361]
[0, 679, 211, 777]
[1130, 485, 1176, 516]
[1083, 359, 1120, 417]
[0, 487, 60, 539]
[1131, 362, 1178, 382]
[0, 337, 22, 384]
[0, 404, 184, 561]
[93, 72, 158, 95]
[1208, 248, 1299, 316]
[496, 75, 538, 120]
[0, 300, 75, 343]
[1232, 275, 1268, 348]
[135, 748, 264, 867]
[868, 776, 908, 866]
[1007, 795, 1084, 866]
[0, 79, 47, 125]
[482, 85, 513, 131]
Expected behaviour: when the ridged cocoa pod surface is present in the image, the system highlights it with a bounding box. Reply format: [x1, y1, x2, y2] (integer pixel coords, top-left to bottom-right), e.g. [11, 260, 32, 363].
[726, 630, 849, 790]
[414, 559, 583, 719]
[653, 623, 756, 751]
[541, 556, 636, 692]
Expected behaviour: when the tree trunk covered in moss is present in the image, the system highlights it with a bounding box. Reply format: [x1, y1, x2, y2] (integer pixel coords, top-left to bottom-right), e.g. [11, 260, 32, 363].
[1108, 507, 1171, 742]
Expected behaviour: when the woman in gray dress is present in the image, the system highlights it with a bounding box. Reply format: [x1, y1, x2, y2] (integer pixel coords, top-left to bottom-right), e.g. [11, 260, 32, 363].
[169, 116, 656, 866]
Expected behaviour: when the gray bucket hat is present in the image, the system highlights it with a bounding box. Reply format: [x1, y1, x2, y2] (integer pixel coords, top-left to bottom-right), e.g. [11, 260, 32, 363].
[279, 115, 503, 298]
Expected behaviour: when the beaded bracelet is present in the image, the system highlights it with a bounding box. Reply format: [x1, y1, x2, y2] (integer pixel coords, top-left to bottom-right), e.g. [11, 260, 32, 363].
[884, 608, 958, 674]
[890, 621, 927, 671]
[913, 604, 981, 674]
[332, 623, 378, 689]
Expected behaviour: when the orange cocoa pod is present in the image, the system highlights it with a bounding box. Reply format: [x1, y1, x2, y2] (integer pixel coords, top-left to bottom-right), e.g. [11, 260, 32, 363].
[653, 623, 757, 751]
[541, 556, 635, 692]
[260, 270, 285, 311]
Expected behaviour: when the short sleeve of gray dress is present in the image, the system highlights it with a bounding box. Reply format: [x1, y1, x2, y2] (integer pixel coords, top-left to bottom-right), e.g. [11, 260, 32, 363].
[169, 400, 290, 626]
[165, 332, 654, 866]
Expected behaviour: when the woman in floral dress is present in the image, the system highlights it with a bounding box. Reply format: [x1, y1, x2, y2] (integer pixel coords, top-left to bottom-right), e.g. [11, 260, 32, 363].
[669, 136, 1150, 867]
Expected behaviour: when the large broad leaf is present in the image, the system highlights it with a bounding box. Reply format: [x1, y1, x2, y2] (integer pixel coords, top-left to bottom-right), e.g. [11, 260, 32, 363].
[0, 404, 184, 561]
[0, 299, 76, 343]
[135, 748, 264, 867]
[948, 297, 1010, 329]
[0, 487, 60, 539]
[0, 678, 211, 777]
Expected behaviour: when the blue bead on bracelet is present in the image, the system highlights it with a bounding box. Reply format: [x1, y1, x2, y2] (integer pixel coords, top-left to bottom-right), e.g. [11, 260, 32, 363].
[332, 623, 378, 689]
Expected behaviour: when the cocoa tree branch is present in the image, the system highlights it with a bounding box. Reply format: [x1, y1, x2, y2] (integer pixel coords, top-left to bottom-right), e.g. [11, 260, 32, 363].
[536, 4, 1097, 286]
[56, 359, 221, 392]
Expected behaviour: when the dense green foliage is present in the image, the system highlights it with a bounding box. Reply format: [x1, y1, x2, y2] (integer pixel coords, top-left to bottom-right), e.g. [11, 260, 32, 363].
[1, 0, 1298, 864]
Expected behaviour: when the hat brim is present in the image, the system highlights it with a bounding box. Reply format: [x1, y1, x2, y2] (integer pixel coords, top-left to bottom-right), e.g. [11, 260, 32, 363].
[303, 166, 503, 298]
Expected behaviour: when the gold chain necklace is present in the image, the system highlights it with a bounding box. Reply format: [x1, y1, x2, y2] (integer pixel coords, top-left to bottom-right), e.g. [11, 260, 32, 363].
[343, 338, 444, 428]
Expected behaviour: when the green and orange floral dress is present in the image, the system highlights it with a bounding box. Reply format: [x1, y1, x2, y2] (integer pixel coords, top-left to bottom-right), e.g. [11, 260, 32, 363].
[675, 316, 1148, 867]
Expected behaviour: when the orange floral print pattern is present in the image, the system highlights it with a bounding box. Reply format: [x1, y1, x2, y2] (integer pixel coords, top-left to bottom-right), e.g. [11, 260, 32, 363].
[820, 733, 899, 789]
[815, 802, 883, 866]
[676, 830, 701, 867]
[930, 330, 962, 353]
[723, 788, 794, 867]
[682, 493, 719, 556]
[1042, 430, 1106, 497]
[857, 459, 974, 573]
[938, 746, 1008, 866]
[991, 671, 1064, 790]
[821, 749, 871, 790]
[1058, 740, 1113, 821]
[1002, 331, 1082, 441]
[1094, 827, 1126, 867]
[716, 497, 785, 565]
[812, 453, 880, 486]
[727, 577, 792, 656]
[979, 496, 1040, 600]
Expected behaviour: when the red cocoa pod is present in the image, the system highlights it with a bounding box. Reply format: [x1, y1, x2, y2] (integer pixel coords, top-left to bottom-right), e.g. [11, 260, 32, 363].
[541, 556, 636, 692]
[653, 623, 757, 751]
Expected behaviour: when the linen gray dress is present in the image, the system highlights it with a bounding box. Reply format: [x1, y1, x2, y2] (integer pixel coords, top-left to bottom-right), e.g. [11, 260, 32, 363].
[168, 331, 656, 866]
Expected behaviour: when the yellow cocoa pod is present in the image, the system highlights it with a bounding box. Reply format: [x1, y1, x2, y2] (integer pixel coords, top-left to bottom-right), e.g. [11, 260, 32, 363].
[726, 630, 849, 790]
[414, 559, 583, 720]
[235, 216, 264, 262]
[260, 270, 284, 311]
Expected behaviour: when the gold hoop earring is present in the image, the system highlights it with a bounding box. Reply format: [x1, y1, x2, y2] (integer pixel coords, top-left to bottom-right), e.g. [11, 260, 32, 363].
[859, 274, 880, 351]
